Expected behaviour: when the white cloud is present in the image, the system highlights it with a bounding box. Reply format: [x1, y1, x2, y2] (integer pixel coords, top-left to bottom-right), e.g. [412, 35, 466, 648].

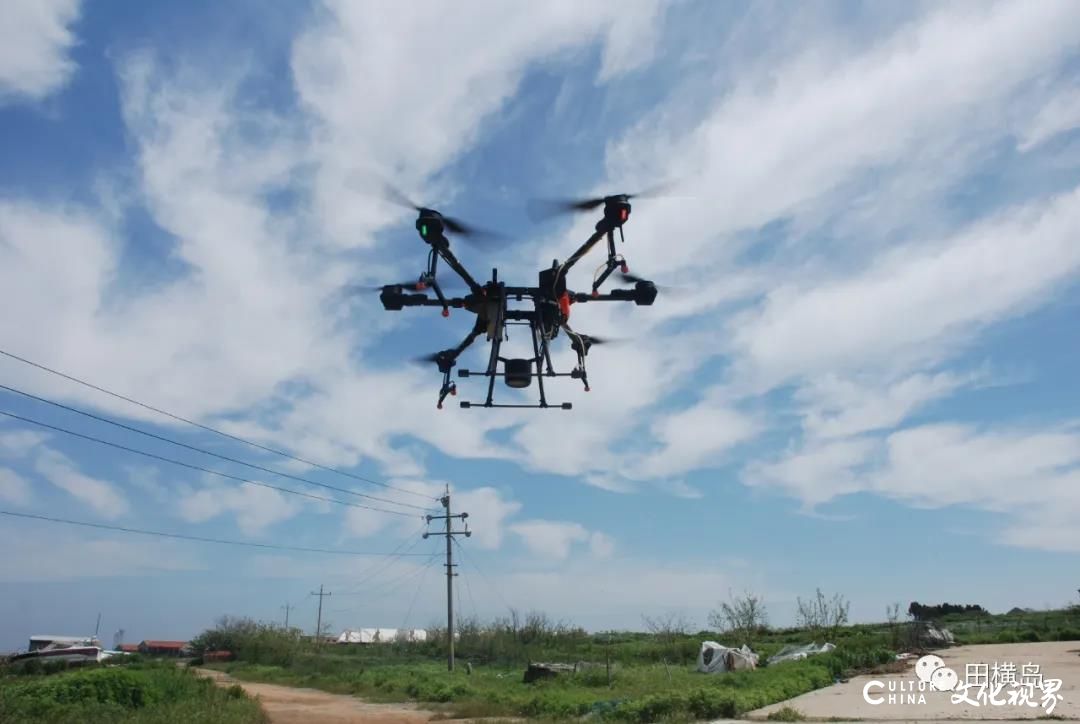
[742, 437, 880, 508]
[177, 482, 300, 536]
[742, 420, 1080, 552]
[510, 519, 590, 560]
[451, 486, 523, 550]
[630, 391, 760, 478]
[727, 186, 1080, 392]
[588, 531, 615, 559]
[0, 429, 48, 458]
[602, 0, 1080, 279]
[0, 0, 81, 103]
[34, 448, 129, 519]
[652, 480, 705, 500]
[795, 370, 979, 440]
[291, 0, 665, 247]
[0, 467, 31, 505]
[1017, 86, 1080, 152]
[0, 523, 202, 581]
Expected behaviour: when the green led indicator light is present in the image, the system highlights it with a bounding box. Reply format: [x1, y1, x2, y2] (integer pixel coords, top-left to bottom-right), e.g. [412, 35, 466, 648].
[421, 224, 427, 236]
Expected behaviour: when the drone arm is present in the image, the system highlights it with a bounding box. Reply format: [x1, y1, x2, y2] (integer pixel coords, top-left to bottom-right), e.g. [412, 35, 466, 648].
[553, 227, 607, 290]
[432, 315, 487, 409]
[432, 236, 484, 295]
[570, 281, 657, 306]
[380, 288, 469, 311]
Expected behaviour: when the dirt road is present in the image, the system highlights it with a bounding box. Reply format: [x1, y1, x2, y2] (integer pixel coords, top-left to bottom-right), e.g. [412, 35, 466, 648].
[197, 668, 440, 724]
[745, 641, 1080, 720]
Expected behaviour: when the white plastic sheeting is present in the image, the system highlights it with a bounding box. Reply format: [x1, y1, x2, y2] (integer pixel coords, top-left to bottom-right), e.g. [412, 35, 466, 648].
[767, 642, 835, 664]
[696, 642, 759, 673]
[336, 628, 427, 644]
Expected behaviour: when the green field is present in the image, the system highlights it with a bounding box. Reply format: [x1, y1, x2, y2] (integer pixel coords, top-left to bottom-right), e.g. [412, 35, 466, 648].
[196, 606, 1080, 722]
[0, 658, 267, 724]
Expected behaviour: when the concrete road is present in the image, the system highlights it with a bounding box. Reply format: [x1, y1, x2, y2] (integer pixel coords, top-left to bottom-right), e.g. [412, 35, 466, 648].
[745, 641, 1080, 720]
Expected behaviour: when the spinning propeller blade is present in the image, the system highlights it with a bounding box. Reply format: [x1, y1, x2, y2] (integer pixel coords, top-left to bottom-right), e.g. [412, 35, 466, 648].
[615, 271, 689, 297]
[381, 182, 505, 245]
[527, 181, 681, 221]
[411, 351, 443, 364]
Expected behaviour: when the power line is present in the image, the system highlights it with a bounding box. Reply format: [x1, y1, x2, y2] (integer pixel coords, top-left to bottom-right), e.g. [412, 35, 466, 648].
[334, 530, 429, 597]
[0, 510, 435, 557]
[455, 538, 513, 614]
[401, 555, 437, 631]
[453, 537, 480, 621]
[0, 382, 431, 513]
[0, 348, 433, 502]
[0, 409, 417, 518]
[328, 552, 441, 614]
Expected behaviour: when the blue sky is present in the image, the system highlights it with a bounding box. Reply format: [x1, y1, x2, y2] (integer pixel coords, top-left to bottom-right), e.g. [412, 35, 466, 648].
[1, 0, 1080, 652]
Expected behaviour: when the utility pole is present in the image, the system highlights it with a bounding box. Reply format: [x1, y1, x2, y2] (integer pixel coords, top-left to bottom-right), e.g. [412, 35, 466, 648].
[311, 585, 331, 648]
[282, 603, 295, 629]
[424, 486, 471, 672]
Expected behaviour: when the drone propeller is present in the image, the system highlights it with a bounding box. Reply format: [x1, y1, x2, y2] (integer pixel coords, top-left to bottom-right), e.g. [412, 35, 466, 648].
[411, 351, 444, 364]
[614, 270, 688, 297]
[579, 333, 624, 346]
[526, 182, 678, 221]
[381, 182, 503, 244]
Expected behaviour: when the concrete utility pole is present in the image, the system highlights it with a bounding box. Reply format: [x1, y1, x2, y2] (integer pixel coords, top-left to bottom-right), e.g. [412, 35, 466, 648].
[424, 486, 471, 672]
[311, 585, 331, 647]
[282, 603, 295, 629]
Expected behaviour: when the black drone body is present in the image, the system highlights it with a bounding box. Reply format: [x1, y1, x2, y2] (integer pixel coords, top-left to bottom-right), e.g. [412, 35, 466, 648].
[378, 192, 657, 410]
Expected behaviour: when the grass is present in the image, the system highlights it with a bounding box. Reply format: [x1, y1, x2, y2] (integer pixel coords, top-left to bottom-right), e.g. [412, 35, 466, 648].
[766, 706, 807, 721]
[184, 606, 1080, 723]
[0, 660, 267, 724]
[211, 644, 893, 722]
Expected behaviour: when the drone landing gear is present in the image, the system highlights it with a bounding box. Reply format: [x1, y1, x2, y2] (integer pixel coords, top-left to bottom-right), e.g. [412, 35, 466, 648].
[418, 248, 454, 317]
[456, 315, 575, 409]
[590, 228, 630, 297]
[431, 316, 487, 409]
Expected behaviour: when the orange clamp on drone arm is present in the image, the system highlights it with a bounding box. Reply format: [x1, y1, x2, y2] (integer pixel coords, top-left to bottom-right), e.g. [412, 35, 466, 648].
[558, 291, 572, 320]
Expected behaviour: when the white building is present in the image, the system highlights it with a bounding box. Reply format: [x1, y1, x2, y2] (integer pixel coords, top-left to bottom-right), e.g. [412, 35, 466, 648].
[335, 628, 427, 644]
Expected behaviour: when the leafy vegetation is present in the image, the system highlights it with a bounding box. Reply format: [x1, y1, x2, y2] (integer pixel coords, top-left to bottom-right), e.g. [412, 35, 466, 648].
[187, 603, 1080, 722]
[195, 611, 896, 722]
[0, 659, 266, 724]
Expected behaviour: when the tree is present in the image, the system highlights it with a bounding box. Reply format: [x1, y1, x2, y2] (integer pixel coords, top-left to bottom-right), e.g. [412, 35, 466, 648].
[795, 588, 850, 636]
[641, 611, 694, 642]
[642, 611, 696, 673]
[708, 590, 768, 645]
[886, 602, 902, 649]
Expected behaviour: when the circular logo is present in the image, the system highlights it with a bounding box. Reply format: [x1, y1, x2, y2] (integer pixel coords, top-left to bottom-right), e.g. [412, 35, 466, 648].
[931, 666, 959, 691]
[916, 655, 946, 684]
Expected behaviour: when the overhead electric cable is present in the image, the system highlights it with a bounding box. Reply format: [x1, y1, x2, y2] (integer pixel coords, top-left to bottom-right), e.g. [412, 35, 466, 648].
[453, 537, 480, 620]
[454, 537, 513, 613]
[0, 347, 434, 501]
[0, 510, 433, 556]
[0, 382, 431, 512]
[0, 409, 417, 518]
[335, 529, 428, 596]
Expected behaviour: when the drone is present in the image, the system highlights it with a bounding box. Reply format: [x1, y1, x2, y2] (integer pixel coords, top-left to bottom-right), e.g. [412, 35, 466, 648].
[375, 187, 660, 410]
